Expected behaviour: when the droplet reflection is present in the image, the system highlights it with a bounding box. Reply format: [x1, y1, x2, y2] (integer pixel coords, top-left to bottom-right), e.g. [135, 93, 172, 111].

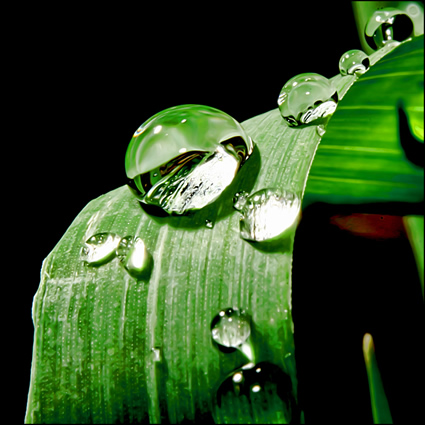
[125, 105, 254, 215]
[278, 73, 338, 127]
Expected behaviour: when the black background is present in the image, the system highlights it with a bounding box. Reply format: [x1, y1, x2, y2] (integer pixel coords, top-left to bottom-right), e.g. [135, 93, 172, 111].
[20, 3, 423, 423]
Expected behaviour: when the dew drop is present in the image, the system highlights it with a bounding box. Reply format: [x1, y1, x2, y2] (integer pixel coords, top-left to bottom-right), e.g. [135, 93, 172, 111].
[116, 235, 152, 279]
[151, 347, 161, 362]
[316, 124, 327, 137]
[233, 191, 249, 212]
[125, 105, 254, 215]
[235, 188, 301, 242]
[365, 8, 415, 50]
[205, 219, 214, 229]
[278, 73, 338, 127]
[214, 362, 295, 424]
[339, 49, 370, 76]
[81, 233, 120, 266]
[211, 307, 251, 348]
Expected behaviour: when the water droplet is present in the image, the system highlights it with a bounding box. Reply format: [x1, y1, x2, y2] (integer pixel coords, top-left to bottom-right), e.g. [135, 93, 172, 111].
[116, 235, 152, 279]
[233, 191, 249, 212]
[365, 8, 414, 50]
[278, 73, 338, 127]
[316, 124, 327, 137]
[151, 347, 161, 362]
[339, 49, 370, 76]
[125, 105, 254, 215]
[214, 362, 295, 423]
[211, 307, 251, 348]
[235, 188, 301, 242]
[81, 233, 120, 266]
[205, 219, 214, 229]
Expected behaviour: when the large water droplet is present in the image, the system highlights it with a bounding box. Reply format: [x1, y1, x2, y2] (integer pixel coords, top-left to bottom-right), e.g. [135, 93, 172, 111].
[125, 105, 254, 215]
[81, 233, 120, 266]
[339, 49, 370, 76]
[235, 188, 301, 242]
[214, 362, 295, 424]
[116, 235, 152, 279]
[365, 8, 414, 50]
[211, 307, 251, 348]
[278, 73, 338, 127]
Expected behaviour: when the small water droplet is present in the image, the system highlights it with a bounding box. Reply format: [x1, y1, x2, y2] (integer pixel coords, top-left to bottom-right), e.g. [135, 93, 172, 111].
[365, 8, 415, 50]
[214, 362, 295, 424]
[205, 219, 214, 229]
[233, 191, 249, 212]
[278, 73, 338, 127]
[116, 235, 153, 279]
[339, 49, 370, 76]
[125, 105, 254, 215]
[151, 347, 161, 362]
[236, 188, 301, 242]
[211, 307, 251, 348]
[316, 124, 327, 137]
[81, 233, 120, 266]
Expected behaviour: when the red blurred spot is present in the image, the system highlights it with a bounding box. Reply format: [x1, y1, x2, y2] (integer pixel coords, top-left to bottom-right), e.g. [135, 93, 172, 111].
[329, 213, 406, 240]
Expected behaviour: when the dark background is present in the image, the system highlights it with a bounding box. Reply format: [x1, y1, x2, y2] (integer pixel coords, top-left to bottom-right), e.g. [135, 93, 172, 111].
[20, 3, 423, 423]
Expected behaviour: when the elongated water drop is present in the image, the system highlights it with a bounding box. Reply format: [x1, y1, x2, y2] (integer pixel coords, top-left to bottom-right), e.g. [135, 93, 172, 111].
[278, 73, 338, 127]
[125, 105, 254, 215]
[339, 49, 370, 76]
[235, 188, 301, 242]
[214, 362, 296, 424]
[81, 232, 120, 266]
[116, 235, 152, 279]
[365, 8, 415, 50]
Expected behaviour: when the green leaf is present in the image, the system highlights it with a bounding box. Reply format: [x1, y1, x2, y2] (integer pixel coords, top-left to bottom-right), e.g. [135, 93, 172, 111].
[303, 35, 424, 209]
[362, 333, 393, 424]
[26, 37, 424, 424]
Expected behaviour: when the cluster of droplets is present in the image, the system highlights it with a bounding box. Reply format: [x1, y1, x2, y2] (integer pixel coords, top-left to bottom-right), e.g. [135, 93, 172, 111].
[81, 232, 152, 279]
[210, 308, 295, 422]
[277, 4, 422, 132]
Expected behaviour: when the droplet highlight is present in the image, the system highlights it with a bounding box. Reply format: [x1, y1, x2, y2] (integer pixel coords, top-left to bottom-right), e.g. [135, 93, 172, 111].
[234, 188, 301, 242]
[339, 49, 370, 76]
[125, 105, 254, 215]
[211, 307, 251, 349]
[278, 73, 338, 127]
[81, 233, 120, 266]
[116, 235, 152, 279]
[214, 362, 295, 424]
[205, 219, 214, 229]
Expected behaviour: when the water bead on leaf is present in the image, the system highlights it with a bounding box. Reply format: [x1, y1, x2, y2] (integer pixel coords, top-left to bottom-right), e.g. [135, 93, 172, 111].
[278, 73, 338, 127]
[211, 307, 251, 349]
[234, 188, 301, 242]
[213, 362, 296, 423]
[339, 49, 370, 76]
[116, 235, 152, 279]
[125, 105, 254, 215]
[365, 7, 415, 50]
[81, 233, 121, 266]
